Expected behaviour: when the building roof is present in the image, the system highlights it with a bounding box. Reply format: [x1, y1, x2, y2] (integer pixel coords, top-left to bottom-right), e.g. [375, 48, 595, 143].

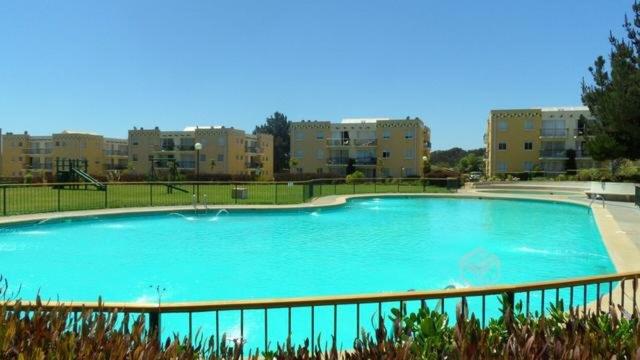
[340, 118, 390, 124]
[183, 126, 223, 131]
[540, 106, 590, 112]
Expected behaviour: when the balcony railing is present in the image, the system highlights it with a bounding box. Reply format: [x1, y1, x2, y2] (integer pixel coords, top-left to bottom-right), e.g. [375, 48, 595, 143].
[177, 145, 195, 151]
[539, 150, 568, 158]
[104, 150, 128, 156]
[28, 164, 53, 170]
[105, 164, 128, 170]
[352, 139, 377, 146]
[24, 148, 53, 155]
[160, 145, 175, 151]
[327, 157, 349, 165]
[355, 157, 377, 165]
[540, 128, 569, 137]
[245, 146, 259, 153]
[326, 139, 350, 146]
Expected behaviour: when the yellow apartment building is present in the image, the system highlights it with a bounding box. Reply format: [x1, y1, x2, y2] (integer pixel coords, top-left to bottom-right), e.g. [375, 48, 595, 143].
[127, 126, 273, 178]
[485, 106, 600, 176]
[0, 130, 128, 179]
[289, 117, 431, 177]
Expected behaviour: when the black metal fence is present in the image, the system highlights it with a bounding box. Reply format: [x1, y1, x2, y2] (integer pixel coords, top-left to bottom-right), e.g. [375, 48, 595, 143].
[0, 177, 460, 217]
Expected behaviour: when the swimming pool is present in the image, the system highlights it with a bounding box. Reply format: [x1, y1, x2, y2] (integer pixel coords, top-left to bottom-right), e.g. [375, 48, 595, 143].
[0, 196, 615, 348]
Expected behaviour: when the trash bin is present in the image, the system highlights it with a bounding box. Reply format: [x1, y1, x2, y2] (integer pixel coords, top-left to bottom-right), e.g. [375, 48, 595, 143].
[231, 187, 248, 199]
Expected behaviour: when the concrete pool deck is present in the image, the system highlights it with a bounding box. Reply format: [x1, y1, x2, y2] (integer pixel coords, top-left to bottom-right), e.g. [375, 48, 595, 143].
[1, 190, 639, 311]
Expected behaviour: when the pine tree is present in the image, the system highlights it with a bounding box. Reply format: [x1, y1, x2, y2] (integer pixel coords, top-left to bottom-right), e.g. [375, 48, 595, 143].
[581, 2, 640, 166]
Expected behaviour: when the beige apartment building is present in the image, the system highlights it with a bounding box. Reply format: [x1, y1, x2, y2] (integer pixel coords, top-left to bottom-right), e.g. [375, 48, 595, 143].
[127, 126, 273, 178]
[289, 117, 431, 178]
[0, 130, 128, 178]
[485, 106, 600, 176]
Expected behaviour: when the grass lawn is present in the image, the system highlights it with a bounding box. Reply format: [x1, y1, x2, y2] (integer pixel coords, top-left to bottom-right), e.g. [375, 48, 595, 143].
[0, 182, 453, 216]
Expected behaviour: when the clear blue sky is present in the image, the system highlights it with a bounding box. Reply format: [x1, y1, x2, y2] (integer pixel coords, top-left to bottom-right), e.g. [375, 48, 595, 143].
[0, 1, 633, 150]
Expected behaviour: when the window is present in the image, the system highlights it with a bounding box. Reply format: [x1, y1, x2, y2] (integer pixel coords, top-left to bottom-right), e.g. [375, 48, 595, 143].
[382, 150, 391, 158]
[217, 137, 226, 146]
[498, 120, 508, 131]
[404, 148, 415, 159]
[524, 119, 534, 130]
[295, 131, 304, 141]
[132, 154, 138, 161]
[404, 130, 414, 139]
[200, 154, 206, 161]
[404, 168, 415, 176]
[383, 129, 390, 139]
[315, 132, 324, 140]
[217, 154, 224, 162]
[524, 142, 533, 150]
[523, 161, 533, 171]
[316, 149, 324, 160]
[295, 150, 303, 158]
[497, 162, 507, 173]
[498, 142, 507, 150]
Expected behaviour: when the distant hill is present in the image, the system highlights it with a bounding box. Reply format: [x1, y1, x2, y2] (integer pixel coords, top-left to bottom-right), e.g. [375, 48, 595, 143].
[430, 147, 485, 168]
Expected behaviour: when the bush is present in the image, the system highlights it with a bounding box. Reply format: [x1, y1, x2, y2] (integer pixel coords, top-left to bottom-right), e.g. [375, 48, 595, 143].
[345, 170, 365, 184]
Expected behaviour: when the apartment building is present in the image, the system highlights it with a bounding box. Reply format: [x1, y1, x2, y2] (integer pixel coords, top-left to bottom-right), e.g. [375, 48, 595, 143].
[0, 131, 128, 178]
[289, 117, 431, 177]
[485, 106, 599, 176]
[127, 126, 273, 178]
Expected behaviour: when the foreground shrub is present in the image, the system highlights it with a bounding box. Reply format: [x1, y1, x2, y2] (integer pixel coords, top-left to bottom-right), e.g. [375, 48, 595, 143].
[1, 276, 639, 360]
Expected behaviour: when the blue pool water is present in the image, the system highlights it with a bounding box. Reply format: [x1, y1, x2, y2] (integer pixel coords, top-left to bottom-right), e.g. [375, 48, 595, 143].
[0, 197, 615, 349]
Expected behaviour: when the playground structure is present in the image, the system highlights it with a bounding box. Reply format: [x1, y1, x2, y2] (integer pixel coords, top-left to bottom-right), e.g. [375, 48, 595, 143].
[53, 159, 105, 190]
[149, 156, 189, 194]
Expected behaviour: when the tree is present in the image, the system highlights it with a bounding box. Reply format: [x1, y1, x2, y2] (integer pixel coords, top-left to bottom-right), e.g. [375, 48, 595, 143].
[254, 112, 290, 173]
[581, 2, 640, 168]
[430, 147, 485, 168]
[456, 153, 482, 173]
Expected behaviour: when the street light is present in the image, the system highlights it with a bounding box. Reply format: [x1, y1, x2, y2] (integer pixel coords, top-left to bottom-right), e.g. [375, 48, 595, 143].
[194, 142, 202, 181]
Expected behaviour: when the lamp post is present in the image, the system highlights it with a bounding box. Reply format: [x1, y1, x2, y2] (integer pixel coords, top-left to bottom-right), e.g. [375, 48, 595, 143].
[194, 142, 202, 181]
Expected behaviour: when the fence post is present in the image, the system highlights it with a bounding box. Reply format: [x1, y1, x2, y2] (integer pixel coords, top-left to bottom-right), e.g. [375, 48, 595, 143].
[197, 183, 200, 204]
[2, 186, 6, 216]
[397, 179, 400, 193]
[150, 183, 153, 206]
[234, 184, 238, 205]
[57, 187, 61, 212]
[274, 183, 278, 204]
[149, 311, 161, 346]
[422, 179, 426, 192]
[353, 182, 355, 194]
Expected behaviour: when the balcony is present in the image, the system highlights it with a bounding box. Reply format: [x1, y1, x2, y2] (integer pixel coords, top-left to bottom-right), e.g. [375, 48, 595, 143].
[574, 128, 587, 137]
[177, 145, 195, 151]
[539, 128, 569, 138]
[104, 149, 128, 156]
[326, 139, 350, 147]
[24, 148, 52, 155]
[352, 139, 377, 147]
[327, 157, 349, 165]
[539, 150, 568, 158]
[245, 161, 262, 169]
[245, 146, 259, 153]
[160, 145, 175, 151]
[28, 163, 53, 170]
[354, 157, 377, 165]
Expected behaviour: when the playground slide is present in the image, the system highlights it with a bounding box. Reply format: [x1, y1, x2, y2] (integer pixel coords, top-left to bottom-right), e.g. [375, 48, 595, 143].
[166, 183, 189, 193]
[73, 168, 106, 190]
